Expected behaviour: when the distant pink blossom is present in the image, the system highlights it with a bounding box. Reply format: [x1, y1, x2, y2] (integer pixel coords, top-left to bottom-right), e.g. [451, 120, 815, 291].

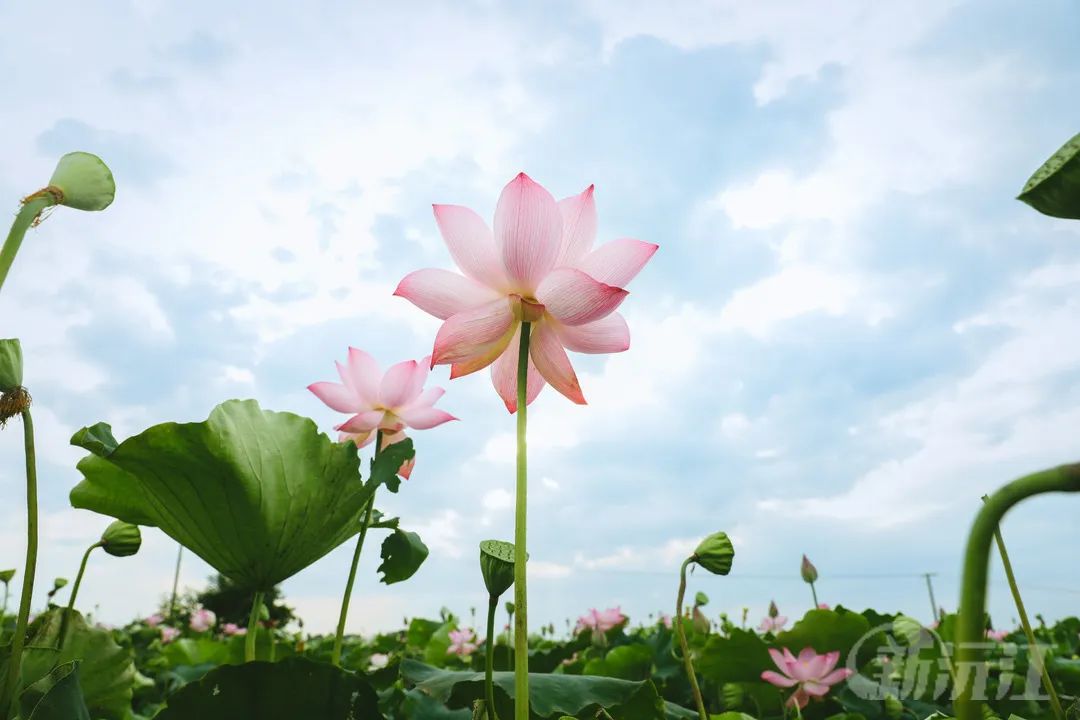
[660, 614, 673, 629]
[761, 647, 853, 708]
[575, 607, 626, 634]
[144, 613, 163, 628]
[447, 628, 478, 656]
[987, 629, 1009, 642]
[394, 173, 658, 411]
[308, 349, 456, 450]
[222, 623, 246, 636]
[817, 603, 830, 610]
[160, 626, 181, 644]
[189, 608, 216, 633]
[369, 652, 390, 669]
[759, 615, 788, 633]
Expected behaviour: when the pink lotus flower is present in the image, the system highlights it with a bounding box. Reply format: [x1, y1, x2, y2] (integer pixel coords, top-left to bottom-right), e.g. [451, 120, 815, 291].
[660, 613, 673, 629]
[817, 603, 830, 610]
[447, 628, 478, 656]
[986, 628, 1009, 642]
[369, 652, 390, 669]
[160, 626, 181, 644]
[189, 607, 216, 633]
[395, 173, 658, 411]
[761, 647, 853, 709]
[309, 349, 456, 448]
[222, 622, 246, 636]
[144, 613, 163, 628]
[759, 615, 788, 633]
[575, 606, 626, 634]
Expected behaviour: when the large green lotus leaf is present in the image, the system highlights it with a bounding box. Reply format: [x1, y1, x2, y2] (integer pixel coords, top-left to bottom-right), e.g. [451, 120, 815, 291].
[1018, 132, 1080, 219]
[0, 610, 134, 720]
[154, 657, 379, 719]
[69, 399, 370, 589]
[17, 661, 90, 720]
[696, 628, 772, 685]
[401, 659, 666, 720]
[775, 608, 882, 669]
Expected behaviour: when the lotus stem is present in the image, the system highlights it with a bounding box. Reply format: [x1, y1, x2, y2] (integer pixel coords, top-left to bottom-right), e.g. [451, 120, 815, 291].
[955, 464, 1080, 720]
[245, 590, 265, 662]
[676, 556, 708, 720]
[331, 430, 382, 667]
[809, 581, 818, 608]
[980, 495, 1065, 720]
[169, 544, 183, 623]
[513, 322, 531, 720]
[486, 594, 500, 720]
[0, 194, 59, 295]
[59, 540, 102, 647]
[0, 408, 39, 717]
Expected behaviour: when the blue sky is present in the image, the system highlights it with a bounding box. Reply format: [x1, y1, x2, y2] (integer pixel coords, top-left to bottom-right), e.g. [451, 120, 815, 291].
[1, 0, 1079, 636]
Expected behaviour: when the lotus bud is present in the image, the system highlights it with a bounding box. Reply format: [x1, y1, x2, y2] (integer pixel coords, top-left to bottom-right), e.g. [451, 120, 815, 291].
[884, 694, 903, 719]
[801, 554, 818, 583]
[46, 152, 116, 212]
[768, 600, 779, 618]
[0, 339, 23, 392]
[694, 591, 709, 608]
[691, 531, 734, 575]
[479, 539, 521, 599]
[101, 520, 142, 557]
[722, 683, 744, 709]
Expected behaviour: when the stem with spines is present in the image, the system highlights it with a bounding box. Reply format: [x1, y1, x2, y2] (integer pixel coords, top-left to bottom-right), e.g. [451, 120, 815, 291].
[331, 429, 382, 667]
[0, 194, 59, 294]
[513, 323, 531, 720]
[485, 594, 500, 720]
[59, 540, 103, 647]
[675, 557, 708, 720]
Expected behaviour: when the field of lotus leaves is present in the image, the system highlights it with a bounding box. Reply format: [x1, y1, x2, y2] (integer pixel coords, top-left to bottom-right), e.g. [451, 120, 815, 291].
[1, 132, 1079, 720]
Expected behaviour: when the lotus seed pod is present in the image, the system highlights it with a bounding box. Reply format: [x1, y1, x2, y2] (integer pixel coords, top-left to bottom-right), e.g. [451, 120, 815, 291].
[801, 554, 819, 583]
[884, 694, 904, 719]
[694, 591, 709, 607]
[0, 569, 14, 583]
[47, 152, 115, 212]
[479, 539, 520, 599]
[0, 340, 22, 392]
[505, 601, 515, 616]
[101, 520, 142, 557]
[692, 531, 734, 575]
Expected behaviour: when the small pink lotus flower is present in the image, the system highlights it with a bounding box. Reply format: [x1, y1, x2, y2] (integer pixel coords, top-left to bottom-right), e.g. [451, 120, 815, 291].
[309, 349, 456, 448]
[986, 628, 1009, 642]
[395, 173, 658, 411]
[144, 613, 164, 628]
[575, 606, 626, 634]
[160, 626, 181, 644]
[759, 615, 788, 633]
[761, 647, 853, 708]
[660, 613, 673, 629]
[222, 622, 246, 636]
[189, 607, 216, 633]
[817, 603, 830, 610]
[447, 628, 478, 656]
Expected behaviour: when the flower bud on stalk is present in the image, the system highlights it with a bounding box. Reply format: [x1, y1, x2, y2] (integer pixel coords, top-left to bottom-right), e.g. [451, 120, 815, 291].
[101, 520, 142, 557]
[801, 554, 820, 607]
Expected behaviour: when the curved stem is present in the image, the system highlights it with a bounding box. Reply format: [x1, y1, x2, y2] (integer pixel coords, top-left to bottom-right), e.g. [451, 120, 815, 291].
[331, 430, 382, 667]
[980, 495, 1065, 720]
[0, 195, 57, 295]
[59, 541, 102, 647]
[809, 582, 818, 608]
[954, 464, 1080, 720]
[485, 594, 500, 720]
[245, 590, 265, 662]
[1, 409, 39, 717]
[169, 544, 183, 623]
[513, 323, 531, 720]
[676, 557, 708, 720]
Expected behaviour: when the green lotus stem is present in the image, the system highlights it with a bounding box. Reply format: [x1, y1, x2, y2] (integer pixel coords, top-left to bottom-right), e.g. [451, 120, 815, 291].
[485, 594, 500, 720]
[245, 590, 265, 662]
[955, 464, 1080, 720]
[513, 322, 531, 720]
[1, 408, 39, 717]
[59, 540, 103, 647]
[169, 544, 183, 623]
[675, 556, 708, 720]
[331, 430, 382, 667]
[980, 495, 1065, 720]
[0, 193, 60, 295]
[809, 581, 818, 608]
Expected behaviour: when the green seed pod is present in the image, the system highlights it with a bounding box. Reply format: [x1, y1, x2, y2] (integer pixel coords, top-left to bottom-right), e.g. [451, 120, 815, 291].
[0, 569, 14, 583]
[0, 339, 23, 392]
[692, 531, 734, 575]
[505, 601, 515, 616]
[721, 683, 744, 709]
[100, 520, 142, 557]
[47, 152, 115, 212]
[801, 554, 819, 584]
[884, 693, 904, 719]
[694, 591, 709, 607]
[479, 539, 521, 599]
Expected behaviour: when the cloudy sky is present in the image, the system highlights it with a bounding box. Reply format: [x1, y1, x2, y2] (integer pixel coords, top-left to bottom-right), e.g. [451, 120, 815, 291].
[1, 1, 1079, 636]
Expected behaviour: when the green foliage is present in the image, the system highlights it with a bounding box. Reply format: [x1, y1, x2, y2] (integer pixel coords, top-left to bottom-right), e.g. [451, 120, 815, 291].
[774, 608, 882, 668]
[70, 400, 373, 590]
[1018, 132, 1080, 219]
[17, 662, 90, 720]
[195, 574, 294, 627]
[154, 658, 379, 719]
[379, 529, 430, 585]
[697, 629, 772, 685]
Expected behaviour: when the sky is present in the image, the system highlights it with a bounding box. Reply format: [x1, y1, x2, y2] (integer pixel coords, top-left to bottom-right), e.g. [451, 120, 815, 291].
[1, 0, 1079, 637]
